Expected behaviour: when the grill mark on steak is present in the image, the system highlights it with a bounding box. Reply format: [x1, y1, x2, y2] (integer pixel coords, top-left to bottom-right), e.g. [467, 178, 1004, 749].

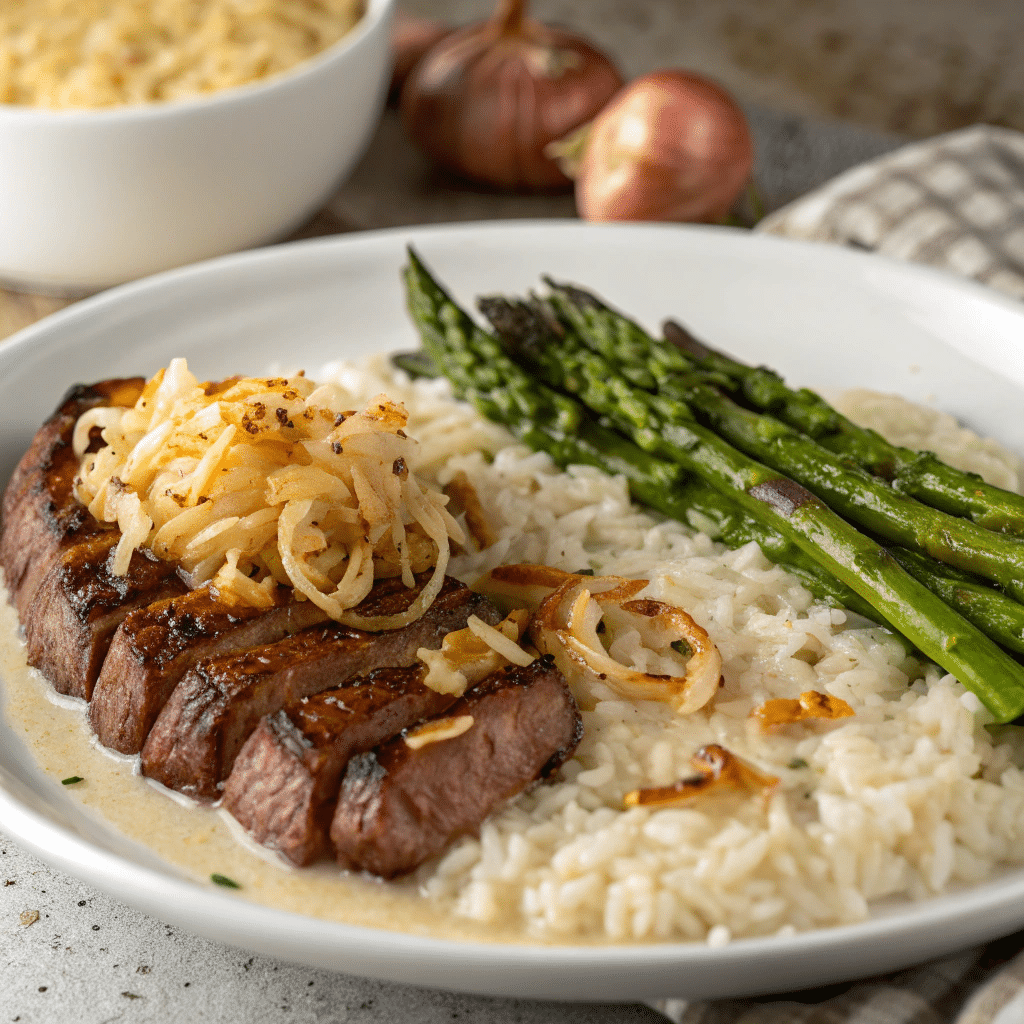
[331, 656, 582, 879]
[1, 379, 145, 619]
[139, 576, 499, 800]
[222, 664, 458, 866]
[26, 531, 188, 700]
[89, 586, 329, 754]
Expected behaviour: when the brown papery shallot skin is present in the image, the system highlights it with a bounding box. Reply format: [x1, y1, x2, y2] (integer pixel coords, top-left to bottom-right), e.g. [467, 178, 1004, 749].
[574, 70, 754, 223]
[400, 0, 623, 191]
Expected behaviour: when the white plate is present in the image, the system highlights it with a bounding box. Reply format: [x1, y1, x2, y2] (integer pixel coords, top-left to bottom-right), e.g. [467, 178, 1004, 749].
[2, 221, 1024, 1004]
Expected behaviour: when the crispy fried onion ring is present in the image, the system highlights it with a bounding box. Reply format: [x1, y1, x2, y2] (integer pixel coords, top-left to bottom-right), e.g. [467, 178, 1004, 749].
[72, 358, 464, 630]
[417, 609, 533, 696]
[481, 564, 721, 714]
[753, 691, 854, 730]
[624, 744, 779, 809]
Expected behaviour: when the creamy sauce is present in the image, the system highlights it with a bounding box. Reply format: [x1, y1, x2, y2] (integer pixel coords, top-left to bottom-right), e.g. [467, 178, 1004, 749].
[0, 586, 534, 945]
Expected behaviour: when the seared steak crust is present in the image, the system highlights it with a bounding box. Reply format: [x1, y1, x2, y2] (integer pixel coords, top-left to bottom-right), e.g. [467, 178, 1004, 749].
[140, 576, 498, 799]
[331, 656, 582, 879]
[89, 587, 329, 755]
[222, 665, 457, 866]
[1, 378, 144, 619]
[26, 532, 188, 700]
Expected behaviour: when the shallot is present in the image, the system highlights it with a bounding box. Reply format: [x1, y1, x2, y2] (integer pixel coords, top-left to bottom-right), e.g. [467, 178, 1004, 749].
[400, 0, 623, 191]
[553, 70, 754, 223]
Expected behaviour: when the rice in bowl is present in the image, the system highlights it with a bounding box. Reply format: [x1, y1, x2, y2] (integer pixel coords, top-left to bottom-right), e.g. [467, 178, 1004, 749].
[318, 357, 1024, 944]
[0, 0, 365, 109]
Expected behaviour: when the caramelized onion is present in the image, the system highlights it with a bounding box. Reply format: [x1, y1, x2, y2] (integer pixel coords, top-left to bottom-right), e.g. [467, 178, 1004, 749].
[480, 563, 722, 714]
[404, 715, 475, 750]
[624, 744, 778, 809]
[444, 470, 498, 551]
[418, 608, 532, 696]
[753, 691, 854, 730]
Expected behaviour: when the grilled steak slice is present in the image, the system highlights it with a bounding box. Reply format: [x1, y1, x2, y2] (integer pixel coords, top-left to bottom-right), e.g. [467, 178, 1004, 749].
[331, 655, 582, 879]
[222, 664, 457, 866]
[25, 532, 188, 700]
[1, 378, 144, 618]
[90, 587, 329, 754]
[140, 575, 498, 799]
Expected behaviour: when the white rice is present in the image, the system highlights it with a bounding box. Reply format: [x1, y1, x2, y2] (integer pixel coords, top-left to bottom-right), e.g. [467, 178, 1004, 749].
[323, 358, 1024, 945]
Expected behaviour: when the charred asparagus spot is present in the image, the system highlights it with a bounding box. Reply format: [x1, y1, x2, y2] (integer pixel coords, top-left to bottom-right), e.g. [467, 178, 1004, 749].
[404, 264, 1024, 721]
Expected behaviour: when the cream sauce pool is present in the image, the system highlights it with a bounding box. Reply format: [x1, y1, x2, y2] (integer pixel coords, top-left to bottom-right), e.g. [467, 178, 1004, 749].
[0, 588, 530, 945]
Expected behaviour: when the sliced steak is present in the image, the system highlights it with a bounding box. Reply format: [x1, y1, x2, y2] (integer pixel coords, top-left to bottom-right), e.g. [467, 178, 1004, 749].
[25, 531, 188, 700]
[90, 586, 329, 755]
[140, 575, 498, 800]
[331, 655, 583, 879]
[1, 378, 144, 618]
[222, 664, 457, 866]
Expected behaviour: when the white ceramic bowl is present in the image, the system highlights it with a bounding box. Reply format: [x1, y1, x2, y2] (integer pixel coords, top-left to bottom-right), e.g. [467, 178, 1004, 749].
[0, 0, 394, 295]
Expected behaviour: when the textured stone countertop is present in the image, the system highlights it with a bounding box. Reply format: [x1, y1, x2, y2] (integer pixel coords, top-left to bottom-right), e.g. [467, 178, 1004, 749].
[0, 4, 914, 1021]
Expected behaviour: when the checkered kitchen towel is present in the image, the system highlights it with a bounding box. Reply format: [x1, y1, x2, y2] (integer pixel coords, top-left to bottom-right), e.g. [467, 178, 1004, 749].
[650, 935, 1024, 1023]
[757, 124, 1024, 301]
[649, 124, 1024, 1024]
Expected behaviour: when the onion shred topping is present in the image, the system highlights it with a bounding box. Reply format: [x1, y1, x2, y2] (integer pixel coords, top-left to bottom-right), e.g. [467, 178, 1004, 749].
[72, 358, 464, 630]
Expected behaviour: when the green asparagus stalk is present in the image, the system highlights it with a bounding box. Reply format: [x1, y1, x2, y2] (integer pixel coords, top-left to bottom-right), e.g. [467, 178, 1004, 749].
[662, 319, 1024, 534]
[888, 548, 1024, 659]
[534, 288, 1024, 602]
[549, 278, 1024, 535]
[405, 249, 1024, 721]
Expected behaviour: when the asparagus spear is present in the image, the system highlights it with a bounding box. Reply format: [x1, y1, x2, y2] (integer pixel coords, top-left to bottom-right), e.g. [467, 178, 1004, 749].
[538, 277, 1024, 534]
[661, 319, 1024, 535]
[405, 249, 1024, 721]
[888, 548, 1024, 659]
[549, 279, 1024, 535]
[534, 288, 1024, 602]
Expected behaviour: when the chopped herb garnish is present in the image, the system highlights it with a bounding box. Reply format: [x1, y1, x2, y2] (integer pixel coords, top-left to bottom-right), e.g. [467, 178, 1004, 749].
[671, 639, 692, 658]
[210, 873, 241, 889]
[787, 758, 809, 770]
[61, 776, 84, 786]
[576, 568, 595, 576]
